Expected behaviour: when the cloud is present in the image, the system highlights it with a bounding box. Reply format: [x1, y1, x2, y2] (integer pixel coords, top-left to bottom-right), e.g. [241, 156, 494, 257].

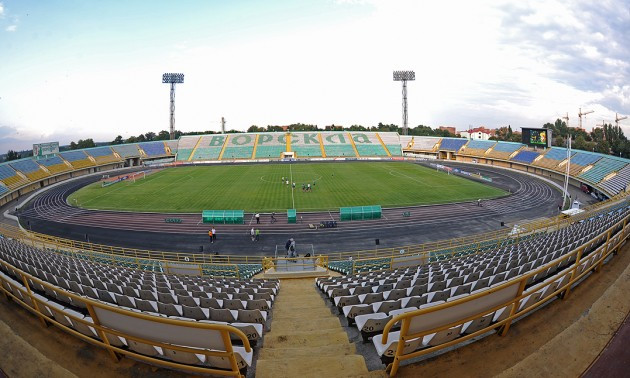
[0, 3, 4, 18]
[5, 24, 16, 32]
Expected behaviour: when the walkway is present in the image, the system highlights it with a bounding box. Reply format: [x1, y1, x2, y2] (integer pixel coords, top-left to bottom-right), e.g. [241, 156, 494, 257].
[256, 278, 385, 377]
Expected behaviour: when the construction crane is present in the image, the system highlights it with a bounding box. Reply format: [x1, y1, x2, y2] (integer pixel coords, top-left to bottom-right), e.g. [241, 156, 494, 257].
[578, 107, 594, 130]
[616, 113, 628, 128]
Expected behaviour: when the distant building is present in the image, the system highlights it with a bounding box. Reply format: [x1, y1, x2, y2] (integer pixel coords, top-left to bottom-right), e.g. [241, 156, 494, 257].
[460, 127, 495, 140]
[439, 126, 456, 135]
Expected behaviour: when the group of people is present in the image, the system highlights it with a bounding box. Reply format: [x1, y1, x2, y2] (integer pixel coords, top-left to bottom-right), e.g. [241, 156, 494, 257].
[207, 227, 216, 243]
[250, 227, 260, 242]
[281, 176, 316, 192]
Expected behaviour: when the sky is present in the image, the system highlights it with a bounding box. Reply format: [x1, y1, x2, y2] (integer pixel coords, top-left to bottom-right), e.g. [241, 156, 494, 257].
[0, 0, 629, 154]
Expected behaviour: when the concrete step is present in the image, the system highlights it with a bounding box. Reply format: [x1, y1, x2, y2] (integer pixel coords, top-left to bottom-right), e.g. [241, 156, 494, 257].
[258, 343, 356, 359]
[263, 329, 350, 348]
[273, 301, 327, 310]
[270, 317, 341, 332]
[256, 355, 369, 378]
[271, 306, 332, 319]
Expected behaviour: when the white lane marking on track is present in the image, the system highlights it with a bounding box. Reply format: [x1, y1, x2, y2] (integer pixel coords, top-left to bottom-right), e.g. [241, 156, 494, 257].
[290, 163, 295, 209]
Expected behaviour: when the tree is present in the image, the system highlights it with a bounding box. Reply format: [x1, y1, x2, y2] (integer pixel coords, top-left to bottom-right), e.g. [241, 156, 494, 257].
[144, 132, 156, 141]
[596, 140, 611, 155]
[111, 135, 124, 145]
[247, 125, 265, 133]
[156, 130, 171, 140]
[573, 135, 588, 151]
[5, 150, 20, 161]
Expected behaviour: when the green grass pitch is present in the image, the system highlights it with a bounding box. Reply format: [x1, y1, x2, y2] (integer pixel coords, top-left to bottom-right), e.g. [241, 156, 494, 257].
[68, 162, 506, 213]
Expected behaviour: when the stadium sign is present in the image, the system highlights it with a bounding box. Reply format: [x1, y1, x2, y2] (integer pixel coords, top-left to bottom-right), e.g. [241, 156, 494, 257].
[33, 142, 59, 157]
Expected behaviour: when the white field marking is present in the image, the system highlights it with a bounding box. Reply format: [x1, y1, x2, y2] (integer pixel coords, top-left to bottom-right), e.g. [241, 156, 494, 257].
[290, 163, 295, 209]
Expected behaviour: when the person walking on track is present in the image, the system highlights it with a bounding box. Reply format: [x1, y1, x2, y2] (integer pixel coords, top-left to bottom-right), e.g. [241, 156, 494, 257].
[255, 213, 260, 224]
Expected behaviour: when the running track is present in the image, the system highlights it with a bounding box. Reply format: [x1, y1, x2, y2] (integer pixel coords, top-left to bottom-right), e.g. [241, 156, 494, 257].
[16, 162, 563, 254]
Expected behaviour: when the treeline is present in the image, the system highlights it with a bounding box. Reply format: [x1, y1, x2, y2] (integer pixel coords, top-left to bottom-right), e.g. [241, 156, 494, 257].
[490, 118, 630, 158]
[247, 123, 455, 137]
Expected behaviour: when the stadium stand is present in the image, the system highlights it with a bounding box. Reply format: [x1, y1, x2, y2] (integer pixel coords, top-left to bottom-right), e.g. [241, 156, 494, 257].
[59, 150, 95, 169]
[322, 132, 358, 157]
[36, 155, 71, 175]
[351, 133, 389, 157]
[486, 141, 523, 160]
[83, 146, 121, 165]
[219, 134, 255, 160]
[139, 142, 168, 157]
[0, 182, 8, 196]
[600, 164, 630, 195]
[579, 157, 627, 184]
[290, 132, 324, 157]
[402, 136, 440, 152]
[254, 133, 285, 159]
[511, 150, 541, 164]
[175, 136, 201, 161]
[317, 201, 630, 374]
[188, 134, 226, 161]
[438, 138, 468, 152]
[111, 144, 142, 159]
[0, 163, 30, 189]
[0, 237, 280, 375]
[378, 132, 403, 156]
[460, 139, 496, 157]
[165, 140, 178, 154]
[9, 158, 50, 181]
[568, 152, 602, 176]
[533, 147, 571, 171]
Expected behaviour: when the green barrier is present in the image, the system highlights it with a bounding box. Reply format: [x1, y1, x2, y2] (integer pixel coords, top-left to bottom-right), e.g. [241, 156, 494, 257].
[287, 209, 297, 224]
[340, 205, 382, 221]
[165, 218, 182, 223]
[202, 210, 245, 224]
[403, 212, 411, 217]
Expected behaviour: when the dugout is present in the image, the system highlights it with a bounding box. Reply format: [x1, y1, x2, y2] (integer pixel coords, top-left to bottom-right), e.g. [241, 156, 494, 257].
[202, 210, 244, 224]
[340, 205, 382, 221]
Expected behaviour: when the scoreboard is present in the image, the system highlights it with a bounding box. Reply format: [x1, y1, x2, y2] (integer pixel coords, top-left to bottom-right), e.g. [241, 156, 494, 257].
[522, 128, 552, 148]
[33, 142, 60, 157]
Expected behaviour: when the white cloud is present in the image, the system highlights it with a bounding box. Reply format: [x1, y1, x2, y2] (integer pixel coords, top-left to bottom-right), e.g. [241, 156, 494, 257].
[5, 24, 16, 32]
[0, 3, 4, 18]
[0, 0, 628, 152]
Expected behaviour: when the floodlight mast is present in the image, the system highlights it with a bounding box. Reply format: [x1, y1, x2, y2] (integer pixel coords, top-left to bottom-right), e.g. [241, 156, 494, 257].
[393, 70, 415, 136]
[162, 73, 185, 140]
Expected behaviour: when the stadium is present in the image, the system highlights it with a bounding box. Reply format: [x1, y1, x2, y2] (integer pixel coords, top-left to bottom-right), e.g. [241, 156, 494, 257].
[1, 130, 630, 377]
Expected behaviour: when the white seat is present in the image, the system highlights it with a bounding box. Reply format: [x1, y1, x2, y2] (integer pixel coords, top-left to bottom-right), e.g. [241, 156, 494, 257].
[355, 312, 391, 333]
[422, 324, 463, 347]
[372, 331, 423, 358]
[461, 313, 494, 334]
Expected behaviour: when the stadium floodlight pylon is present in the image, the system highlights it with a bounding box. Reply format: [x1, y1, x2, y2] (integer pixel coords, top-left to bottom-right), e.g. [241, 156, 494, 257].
[162, 73, 185, 140]
[393, 70, 415, 136]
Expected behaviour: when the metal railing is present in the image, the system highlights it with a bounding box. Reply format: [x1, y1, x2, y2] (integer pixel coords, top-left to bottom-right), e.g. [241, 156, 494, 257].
[0, 260, 252, 377]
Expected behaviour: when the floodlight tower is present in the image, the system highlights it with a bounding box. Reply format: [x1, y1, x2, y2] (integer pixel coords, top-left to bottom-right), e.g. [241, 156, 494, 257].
[393, 70, 415, 135]
[616, 113, 628, 128]
[162, 73, 185, 140]
[578, 107, 594, 130]
[562, 112, 571, 209]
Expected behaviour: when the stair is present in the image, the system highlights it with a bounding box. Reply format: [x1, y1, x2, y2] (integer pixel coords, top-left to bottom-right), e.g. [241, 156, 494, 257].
[256, 278, 383, 378]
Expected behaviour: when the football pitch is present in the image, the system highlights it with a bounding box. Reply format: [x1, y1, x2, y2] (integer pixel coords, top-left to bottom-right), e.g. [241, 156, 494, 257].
[67, 162, 507, 213]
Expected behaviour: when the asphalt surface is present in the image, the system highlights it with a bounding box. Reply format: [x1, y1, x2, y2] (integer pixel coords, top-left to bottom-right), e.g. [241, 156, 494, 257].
[4, 161, 594, 257]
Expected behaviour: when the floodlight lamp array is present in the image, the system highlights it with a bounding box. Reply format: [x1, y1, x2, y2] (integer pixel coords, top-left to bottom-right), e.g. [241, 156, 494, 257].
[162, 73, 185, 83]
[393, 71, 415, 81]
